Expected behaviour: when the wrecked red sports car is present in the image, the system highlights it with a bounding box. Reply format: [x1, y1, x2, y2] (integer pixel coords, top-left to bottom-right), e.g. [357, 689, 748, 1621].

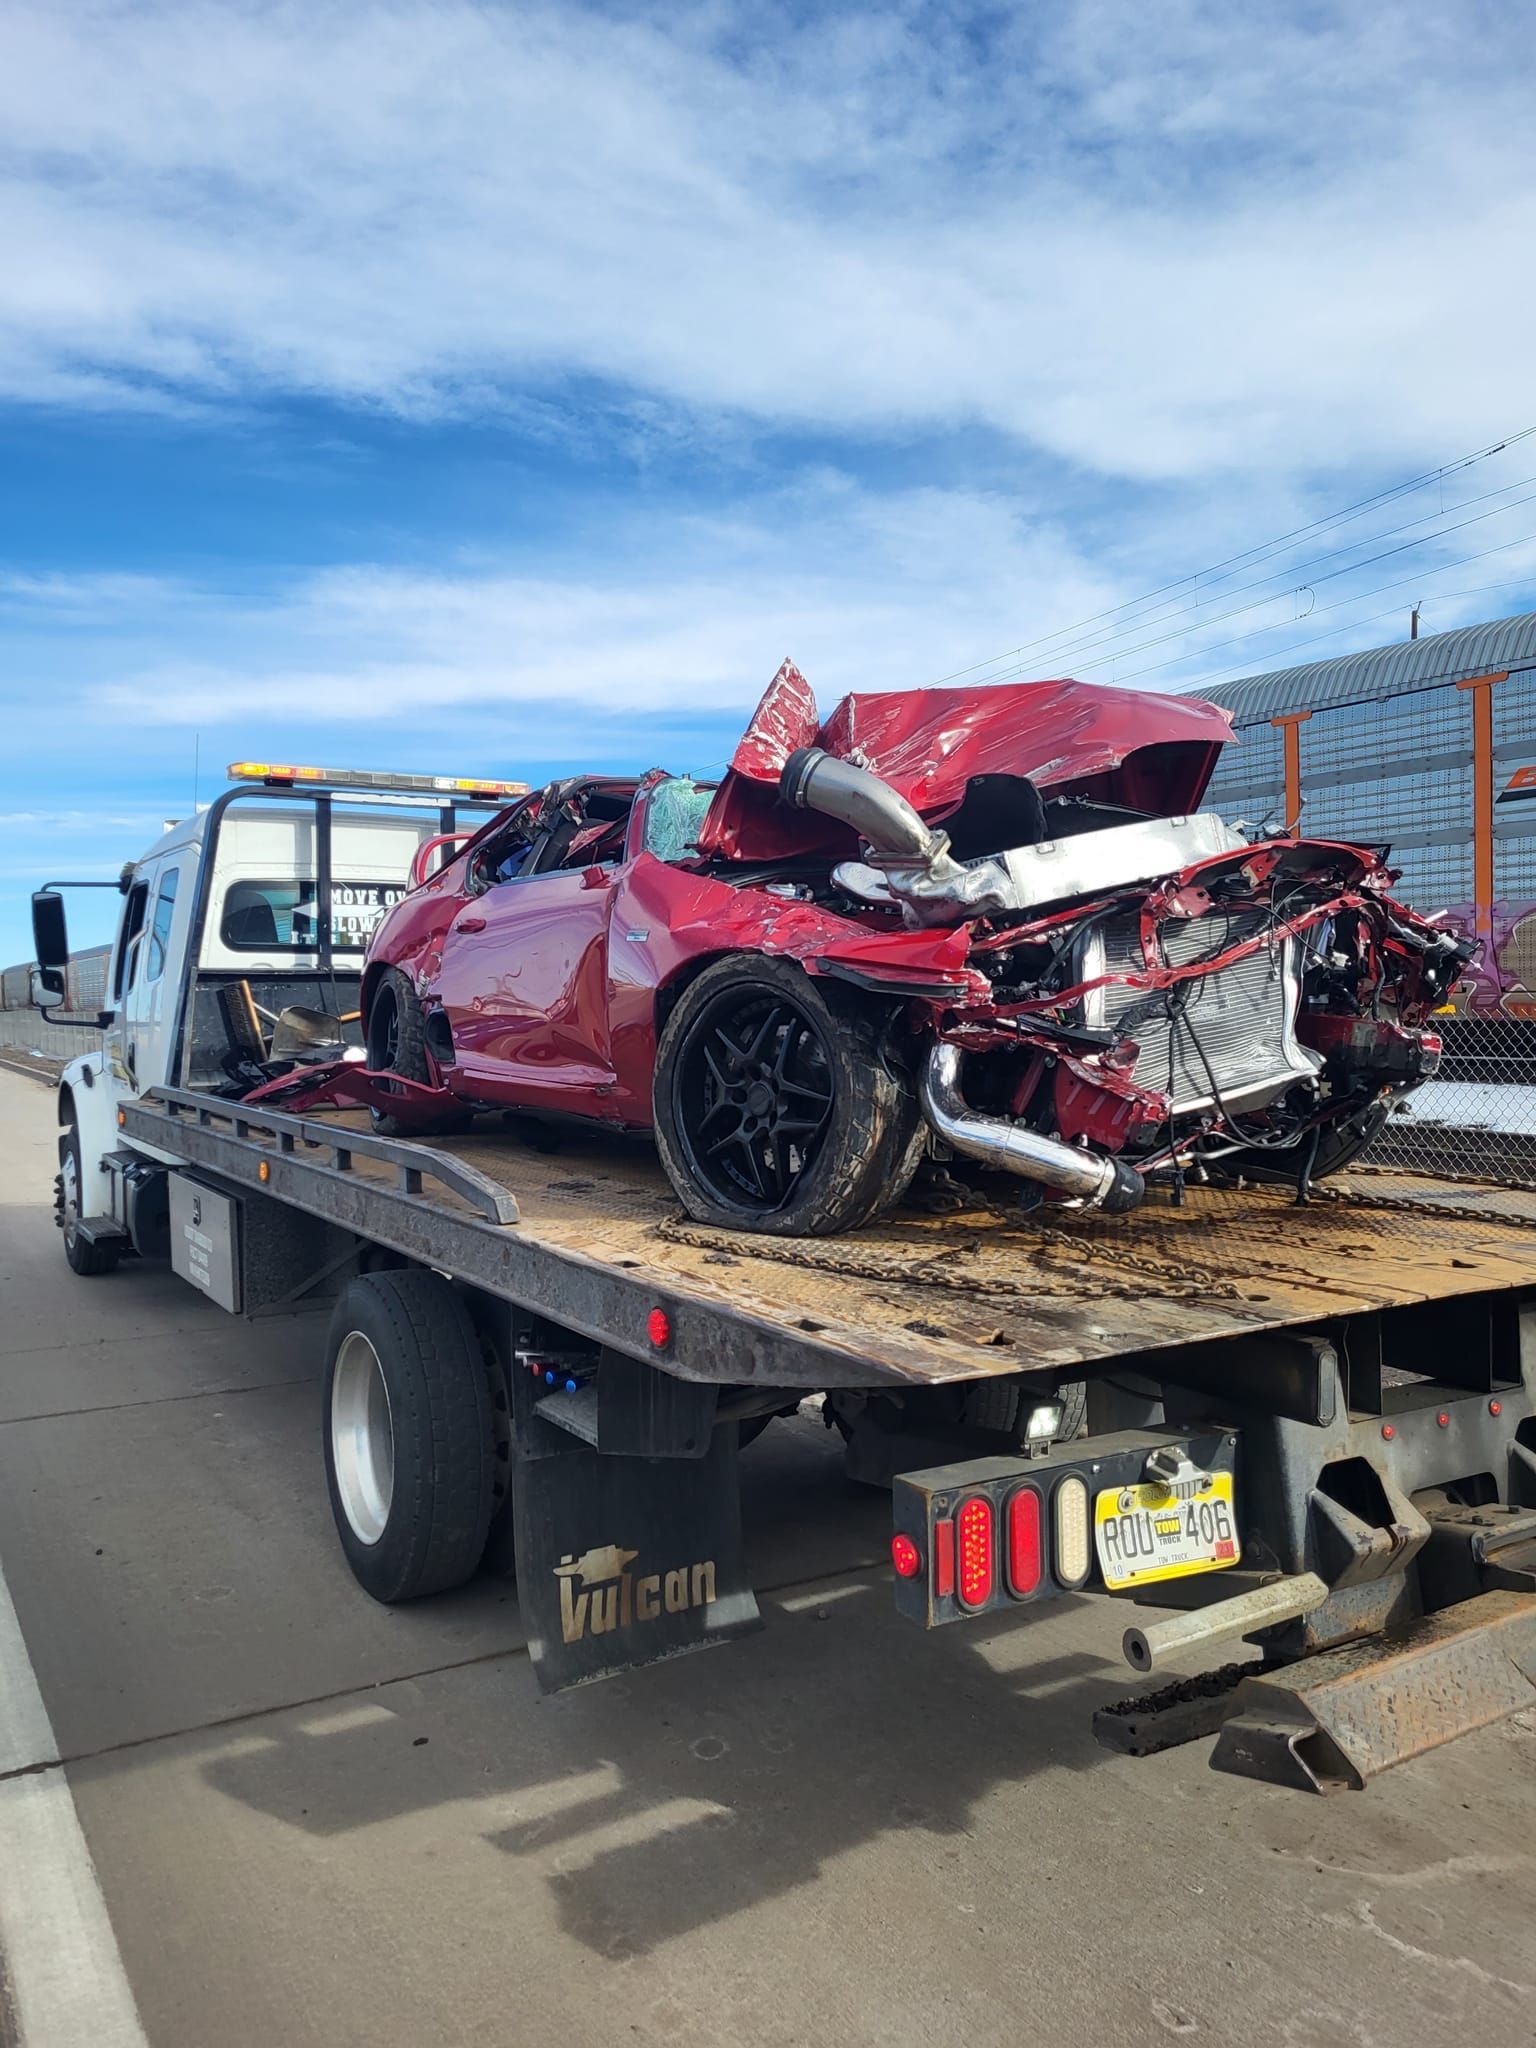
[256, 662, 1468, 1235]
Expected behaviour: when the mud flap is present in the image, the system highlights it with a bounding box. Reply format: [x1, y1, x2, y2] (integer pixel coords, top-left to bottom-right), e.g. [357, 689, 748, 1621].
[511, 1419, 761, 1692]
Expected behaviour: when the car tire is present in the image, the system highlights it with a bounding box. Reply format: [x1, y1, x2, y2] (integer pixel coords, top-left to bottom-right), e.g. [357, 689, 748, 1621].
[59, 1121, 120, 1277]
[365, 966, 471, 1139]
[652, 955, 924, 1237]
[323, 1269, 497, 1602]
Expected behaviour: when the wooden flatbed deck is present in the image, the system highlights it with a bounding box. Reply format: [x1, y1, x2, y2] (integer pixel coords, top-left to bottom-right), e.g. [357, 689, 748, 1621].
[126, 1088, 1536, 1392]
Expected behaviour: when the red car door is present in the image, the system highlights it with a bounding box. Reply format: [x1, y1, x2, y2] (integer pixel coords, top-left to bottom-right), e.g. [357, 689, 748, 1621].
[434, 866, 619, 1104]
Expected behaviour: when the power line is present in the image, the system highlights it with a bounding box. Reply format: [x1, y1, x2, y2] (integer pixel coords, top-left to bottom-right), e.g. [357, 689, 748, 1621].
[1006, 465, 1536, 676]
[977, 481, 1536, 688]
[929, 423, 1536, 689]
[1180, 568, 1536, 691]
[1125, 525, 1536, 686]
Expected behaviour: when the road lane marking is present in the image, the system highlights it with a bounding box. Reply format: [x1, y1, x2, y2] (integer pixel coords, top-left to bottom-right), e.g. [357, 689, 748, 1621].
[0, 1555, 148, 2048]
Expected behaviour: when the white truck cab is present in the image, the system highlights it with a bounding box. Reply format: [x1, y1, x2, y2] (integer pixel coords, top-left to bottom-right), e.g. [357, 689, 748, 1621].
[32, 762, 523, 1274]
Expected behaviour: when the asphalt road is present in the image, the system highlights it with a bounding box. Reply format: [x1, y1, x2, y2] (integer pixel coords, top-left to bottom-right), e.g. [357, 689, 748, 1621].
[1, 1068, 1534, 2048]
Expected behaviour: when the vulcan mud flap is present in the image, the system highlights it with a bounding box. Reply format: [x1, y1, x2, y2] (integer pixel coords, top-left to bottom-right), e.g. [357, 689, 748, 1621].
[511, 1420, 761, 1692]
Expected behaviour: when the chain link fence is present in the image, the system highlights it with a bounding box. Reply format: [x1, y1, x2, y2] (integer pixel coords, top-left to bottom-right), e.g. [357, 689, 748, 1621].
[0, 945, 109, 1070]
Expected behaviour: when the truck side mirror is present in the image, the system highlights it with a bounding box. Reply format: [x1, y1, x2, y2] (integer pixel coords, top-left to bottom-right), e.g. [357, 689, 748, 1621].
[31, 891, 69, 1004]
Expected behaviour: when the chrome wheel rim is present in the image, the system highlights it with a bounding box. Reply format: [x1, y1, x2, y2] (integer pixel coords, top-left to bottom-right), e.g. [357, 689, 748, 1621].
[331, 1332, 395, 1545]
[61, 1147, 81, 1250]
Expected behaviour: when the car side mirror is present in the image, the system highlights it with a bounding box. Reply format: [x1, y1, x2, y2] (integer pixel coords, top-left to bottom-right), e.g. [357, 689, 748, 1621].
[31, 965, 65, 1006]
[580, 865, 610, 890]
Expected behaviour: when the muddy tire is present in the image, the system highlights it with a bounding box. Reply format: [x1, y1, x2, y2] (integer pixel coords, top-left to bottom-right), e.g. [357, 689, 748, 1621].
[59, 1122, 120, 1276]
[365, 966, 470, 1138]
[323, 1269, 496, 1602]
[652, 955, 923, 1237]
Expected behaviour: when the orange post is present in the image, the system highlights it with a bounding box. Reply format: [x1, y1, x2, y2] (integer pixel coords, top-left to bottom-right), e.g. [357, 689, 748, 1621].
[1456, 670, 1510, 962]
[1269, 710, 1312, 834]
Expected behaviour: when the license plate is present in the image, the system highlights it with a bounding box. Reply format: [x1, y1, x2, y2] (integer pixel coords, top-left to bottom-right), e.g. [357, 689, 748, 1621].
[1094, 1471, 1240, 1590]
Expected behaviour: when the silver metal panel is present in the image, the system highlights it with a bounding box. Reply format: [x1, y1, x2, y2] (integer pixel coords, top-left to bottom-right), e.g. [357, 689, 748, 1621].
[993, 812, 1245, 912]
[169, 1172, 240, 1313]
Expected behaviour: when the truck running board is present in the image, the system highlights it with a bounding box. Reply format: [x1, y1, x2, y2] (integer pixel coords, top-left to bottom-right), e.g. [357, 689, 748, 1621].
[1095, 1589, 1536, 1791]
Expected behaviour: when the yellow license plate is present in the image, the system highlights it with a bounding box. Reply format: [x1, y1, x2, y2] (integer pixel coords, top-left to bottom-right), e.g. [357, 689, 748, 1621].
[1093, 1471, 1240, 1590]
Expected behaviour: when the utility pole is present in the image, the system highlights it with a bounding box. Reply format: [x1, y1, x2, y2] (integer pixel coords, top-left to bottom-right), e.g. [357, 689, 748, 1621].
[1410, 602, 1422, 641]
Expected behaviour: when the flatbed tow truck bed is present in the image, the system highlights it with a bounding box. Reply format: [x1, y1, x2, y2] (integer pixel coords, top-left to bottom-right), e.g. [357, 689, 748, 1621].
[126, 1087, 1536, 1387]
[120, 1086, 1536, 1792]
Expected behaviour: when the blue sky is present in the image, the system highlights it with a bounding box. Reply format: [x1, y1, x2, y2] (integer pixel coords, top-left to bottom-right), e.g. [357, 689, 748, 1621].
[4, 0, 1536, 961]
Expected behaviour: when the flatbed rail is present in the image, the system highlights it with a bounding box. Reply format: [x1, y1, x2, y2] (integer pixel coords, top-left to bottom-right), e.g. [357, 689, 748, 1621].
[122, 1087, 1536, 1391]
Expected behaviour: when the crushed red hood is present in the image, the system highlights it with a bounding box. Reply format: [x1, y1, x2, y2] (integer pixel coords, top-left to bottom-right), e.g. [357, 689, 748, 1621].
[696, 660, 1236, 862]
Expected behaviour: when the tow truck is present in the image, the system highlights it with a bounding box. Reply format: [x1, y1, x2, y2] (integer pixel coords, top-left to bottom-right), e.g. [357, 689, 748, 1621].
[30, 763, 1536, 1793]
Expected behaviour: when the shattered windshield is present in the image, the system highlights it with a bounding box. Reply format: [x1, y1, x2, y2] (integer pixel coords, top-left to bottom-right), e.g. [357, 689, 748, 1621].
[642, 776, 715, 863]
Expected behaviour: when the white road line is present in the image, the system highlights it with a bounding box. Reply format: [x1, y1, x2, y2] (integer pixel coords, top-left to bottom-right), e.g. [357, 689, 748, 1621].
[0, 1557, 149, 2048]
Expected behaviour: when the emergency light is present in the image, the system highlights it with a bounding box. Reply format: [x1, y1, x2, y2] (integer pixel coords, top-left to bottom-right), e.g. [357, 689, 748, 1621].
[226, 762, 529, 800]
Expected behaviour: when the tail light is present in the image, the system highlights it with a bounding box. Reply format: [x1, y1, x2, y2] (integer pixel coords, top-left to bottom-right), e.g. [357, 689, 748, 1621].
[1053, 1476, 1091, 1588]
[1005, 1486, 1042, 1597]
[890, 1534, 922, 1579]
[956, 1496, 994, 1608]
[933, 1517, 956, 1598]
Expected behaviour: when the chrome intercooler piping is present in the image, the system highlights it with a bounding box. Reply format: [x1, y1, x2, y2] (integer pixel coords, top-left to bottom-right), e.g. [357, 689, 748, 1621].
[779, 746, 949, 864]
[919, 1043, 1146, 1213]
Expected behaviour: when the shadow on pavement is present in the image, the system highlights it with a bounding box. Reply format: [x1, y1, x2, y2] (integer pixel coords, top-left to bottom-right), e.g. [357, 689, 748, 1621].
[199, 1568, 1124, 1960]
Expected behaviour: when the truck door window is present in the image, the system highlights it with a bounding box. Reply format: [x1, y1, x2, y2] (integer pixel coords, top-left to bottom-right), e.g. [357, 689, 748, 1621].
[145, 868, 180, 982]
[112, 881, 150, 999]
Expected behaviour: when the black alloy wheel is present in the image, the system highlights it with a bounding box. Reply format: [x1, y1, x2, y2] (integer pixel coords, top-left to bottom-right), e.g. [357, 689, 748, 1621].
[652, 954, 925, 1237]
[679, 984, 836, 1212]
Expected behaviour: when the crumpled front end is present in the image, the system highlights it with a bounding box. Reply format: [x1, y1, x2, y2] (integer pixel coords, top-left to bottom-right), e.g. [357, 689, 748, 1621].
[756, 686, 1469, 1210]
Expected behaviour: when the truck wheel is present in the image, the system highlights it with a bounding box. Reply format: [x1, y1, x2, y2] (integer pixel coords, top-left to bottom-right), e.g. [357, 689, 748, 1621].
[58, 1122, 120, 1277]
[365, 967, 469, 1138]
[323, 1269, 496, 1602]
[959, 1378, 1087, 1445]
[653, 955, 923, 1237]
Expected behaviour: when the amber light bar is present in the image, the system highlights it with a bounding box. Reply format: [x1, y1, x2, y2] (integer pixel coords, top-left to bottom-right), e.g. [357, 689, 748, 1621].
[227, 762, 529, 800]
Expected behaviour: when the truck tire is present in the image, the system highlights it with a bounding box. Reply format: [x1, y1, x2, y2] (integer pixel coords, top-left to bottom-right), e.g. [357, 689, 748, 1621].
[58, 1121, 120, 1277]
[959, 1377, 1087, 1445]
[323, 1269, 496, 1602]
[365, 966, 470, 1138]
[652, 955, 924, 1237]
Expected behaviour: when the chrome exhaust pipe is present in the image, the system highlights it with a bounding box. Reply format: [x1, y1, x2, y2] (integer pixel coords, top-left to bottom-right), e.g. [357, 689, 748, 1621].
[920, 1043, 1145, 1213]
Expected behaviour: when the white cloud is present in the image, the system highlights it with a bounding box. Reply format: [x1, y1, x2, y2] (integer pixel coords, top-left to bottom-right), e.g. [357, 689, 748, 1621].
[0, 1, 1532, 480]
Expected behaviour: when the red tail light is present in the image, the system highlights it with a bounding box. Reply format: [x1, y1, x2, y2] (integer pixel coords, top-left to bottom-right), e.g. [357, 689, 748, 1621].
[1005, 1486, 1042, 1597]
[956, 1496, 994, 1608]
[933, 1518, 956, 1598]
[891, 1534, 922, 1579]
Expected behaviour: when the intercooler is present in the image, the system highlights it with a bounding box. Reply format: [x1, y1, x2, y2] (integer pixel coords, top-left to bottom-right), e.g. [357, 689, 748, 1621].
[1080, 909, 1321, 1117]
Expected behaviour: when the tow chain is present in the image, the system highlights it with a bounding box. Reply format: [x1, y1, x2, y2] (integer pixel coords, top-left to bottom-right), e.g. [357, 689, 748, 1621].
[1304, 1179, 1536, 1234]
[654, 1212, 1239, 1302]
